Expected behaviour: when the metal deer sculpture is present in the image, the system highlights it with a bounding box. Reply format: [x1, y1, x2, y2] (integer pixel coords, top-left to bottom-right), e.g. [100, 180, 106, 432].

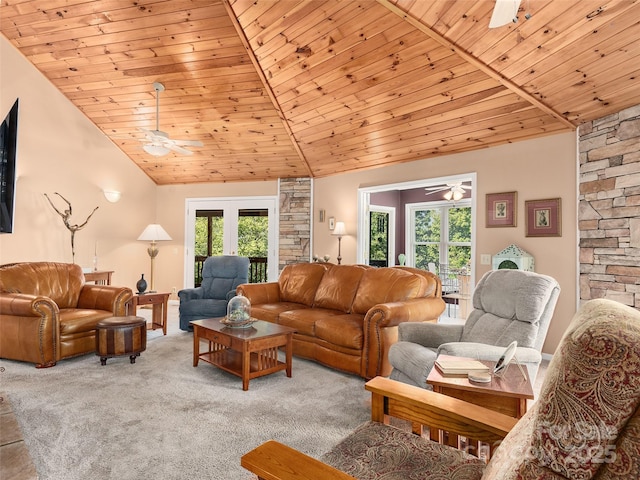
[45, 192, 99, 263]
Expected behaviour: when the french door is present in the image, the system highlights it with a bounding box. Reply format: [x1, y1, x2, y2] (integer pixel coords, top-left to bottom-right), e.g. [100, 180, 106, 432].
[184, 197, 278, 288]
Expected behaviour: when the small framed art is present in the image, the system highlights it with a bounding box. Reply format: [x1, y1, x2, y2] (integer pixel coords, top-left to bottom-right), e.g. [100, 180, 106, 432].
[486, 191, 517, 228]
[525, 198, 562, 237]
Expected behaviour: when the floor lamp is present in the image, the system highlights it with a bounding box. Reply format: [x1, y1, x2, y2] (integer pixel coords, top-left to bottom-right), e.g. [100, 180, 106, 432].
[137, 224, 172, 292]
[332, 221, 346, 265]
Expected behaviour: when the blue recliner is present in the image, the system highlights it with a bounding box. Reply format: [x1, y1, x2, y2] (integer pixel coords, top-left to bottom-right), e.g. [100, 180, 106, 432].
[178, 255, 250, 331]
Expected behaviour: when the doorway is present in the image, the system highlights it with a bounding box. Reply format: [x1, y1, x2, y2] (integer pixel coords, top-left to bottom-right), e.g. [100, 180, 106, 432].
[357, 173, 476, 286]
[184, 197, 278, 288]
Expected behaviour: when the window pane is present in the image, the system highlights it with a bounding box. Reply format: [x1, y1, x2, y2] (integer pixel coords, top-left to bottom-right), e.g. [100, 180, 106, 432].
[415, 245, 440, 270]
[237, 210, 268, 257]
[448, 207, 471, 242]
[369, 211, 389, 264]
[415, 209, 440, 242]
[448, 246, 471, 271]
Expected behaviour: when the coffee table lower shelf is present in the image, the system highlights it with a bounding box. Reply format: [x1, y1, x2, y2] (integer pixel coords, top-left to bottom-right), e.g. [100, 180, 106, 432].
[197, 348, 288, 383]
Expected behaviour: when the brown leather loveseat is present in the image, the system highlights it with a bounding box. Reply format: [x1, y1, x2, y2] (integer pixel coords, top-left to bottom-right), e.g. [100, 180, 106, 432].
[237, 263, 444, 379]
[0, 262, 133, 367]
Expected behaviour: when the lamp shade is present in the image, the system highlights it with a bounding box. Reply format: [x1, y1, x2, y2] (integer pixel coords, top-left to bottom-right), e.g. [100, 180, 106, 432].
[332, 221, 346, 237]
[137, 224, 172, 241]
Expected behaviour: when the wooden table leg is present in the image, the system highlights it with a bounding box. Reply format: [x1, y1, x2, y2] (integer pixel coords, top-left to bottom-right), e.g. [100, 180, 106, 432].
[193, 327, 200, 367]
[242, 344, 250, 391]
[285, 333, 293, 378]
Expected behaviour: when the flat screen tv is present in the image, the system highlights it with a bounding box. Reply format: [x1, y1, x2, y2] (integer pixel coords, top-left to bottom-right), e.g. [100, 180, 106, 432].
[0, 99, 19, 233]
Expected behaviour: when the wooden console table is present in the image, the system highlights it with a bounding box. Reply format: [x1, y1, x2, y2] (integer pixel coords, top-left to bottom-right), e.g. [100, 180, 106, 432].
[84, 270, 114, 285]
[126, 292, 169, 335]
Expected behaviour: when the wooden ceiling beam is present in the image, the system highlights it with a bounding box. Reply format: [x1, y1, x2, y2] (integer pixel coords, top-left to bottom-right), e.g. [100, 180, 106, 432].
[222, 0, 314, 178]
[377, 0, 576, 131]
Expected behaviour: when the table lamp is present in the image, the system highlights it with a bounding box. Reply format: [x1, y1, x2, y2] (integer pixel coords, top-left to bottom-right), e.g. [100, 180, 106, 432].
[137, 224, 172, 292]
[332, 221, 346, 265]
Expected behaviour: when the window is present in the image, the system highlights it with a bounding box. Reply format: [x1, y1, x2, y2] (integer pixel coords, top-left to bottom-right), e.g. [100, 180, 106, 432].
[408, 201, 471, 273]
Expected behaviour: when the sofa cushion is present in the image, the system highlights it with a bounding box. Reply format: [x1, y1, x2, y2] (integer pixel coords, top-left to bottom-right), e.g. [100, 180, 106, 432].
[315, 314, 364, 350]
[352, 268, 426, 315]
[59, 309, 114, 335]
[250, 302, 308, 324]
[322, 421, 485, 480]
[279, 263, 328, 306]
[279, 308, 343, 336]
[313, 265, 366, 313]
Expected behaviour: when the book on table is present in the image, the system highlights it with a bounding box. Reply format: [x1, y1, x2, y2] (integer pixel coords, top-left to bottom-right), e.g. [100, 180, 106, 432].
[434, 358, 491, 376]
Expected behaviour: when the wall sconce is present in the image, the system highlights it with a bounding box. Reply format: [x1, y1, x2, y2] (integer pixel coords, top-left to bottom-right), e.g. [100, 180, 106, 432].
[331, 221, 346, 265]
[103, 190, 121, 203]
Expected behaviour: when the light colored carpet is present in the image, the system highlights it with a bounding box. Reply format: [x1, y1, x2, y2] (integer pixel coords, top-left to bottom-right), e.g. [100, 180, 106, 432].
[1, 304, 371, 479]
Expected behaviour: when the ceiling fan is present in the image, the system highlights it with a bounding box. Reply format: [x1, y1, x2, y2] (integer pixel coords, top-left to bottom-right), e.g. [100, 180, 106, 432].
[138, 82, 203, 157]
[489, 0, 527, 28]
[425, 183, 472, 201]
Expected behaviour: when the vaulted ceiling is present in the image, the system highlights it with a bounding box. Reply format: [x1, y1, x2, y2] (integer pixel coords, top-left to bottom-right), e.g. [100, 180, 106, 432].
[2, 0, 639, 185]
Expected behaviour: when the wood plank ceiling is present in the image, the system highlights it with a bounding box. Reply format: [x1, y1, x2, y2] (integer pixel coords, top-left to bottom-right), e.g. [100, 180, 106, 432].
[2, 0, 639, 185]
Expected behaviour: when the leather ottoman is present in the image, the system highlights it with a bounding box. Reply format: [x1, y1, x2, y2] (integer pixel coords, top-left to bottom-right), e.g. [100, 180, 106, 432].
[96, 316, 147, 365]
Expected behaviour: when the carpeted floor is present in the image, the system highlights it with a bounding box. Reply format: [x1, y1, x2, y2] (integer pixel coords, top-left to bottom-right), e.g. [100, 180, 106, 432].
[2, 303, 550, 480]
[0, 304, 371, 480]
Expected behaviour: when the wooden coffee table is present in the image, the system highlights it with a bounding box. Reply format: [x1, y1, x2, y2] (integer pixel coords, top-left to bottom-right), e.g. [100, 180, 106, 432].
[190, 318, 296, 391]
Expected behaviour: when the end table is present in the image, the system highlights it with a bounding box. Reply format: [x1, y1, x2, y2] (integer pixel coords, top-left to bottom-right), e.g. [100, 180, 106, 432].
[126, 292, 170, 335]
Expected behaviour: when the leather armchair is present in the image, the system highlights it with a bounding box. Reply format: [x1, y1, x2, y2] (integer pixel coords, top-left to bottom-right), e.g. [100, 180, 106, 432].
[388, 269, 560, 388]
[242, 298, 640, 479]
[178, 255, 250, 331]
[0, 262, 133, 367]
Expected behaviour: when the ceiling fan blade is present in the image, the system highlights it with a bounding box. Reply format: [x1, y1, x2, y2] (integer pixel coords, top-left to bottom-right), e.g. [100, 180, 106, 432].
[167, 144, 195, 155]
[489, 0, 521, 28]
[170, 139, 204, 147]
[425, 187, 448, 195]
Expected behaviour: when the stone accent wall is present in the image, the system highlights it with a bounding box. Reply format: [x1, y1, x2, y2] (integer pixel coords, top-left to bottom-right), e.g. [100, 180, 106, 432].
[579, 104, 640, 307]
[278, 177, 311, 270]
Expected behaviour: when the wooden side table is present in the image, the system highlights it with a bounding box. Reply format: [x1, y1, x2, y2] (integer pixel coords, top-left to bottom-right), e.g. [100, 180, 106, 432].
[84, 270, 114, 285]
[126, 292, 170, 335]
[427, 354, 533, 456]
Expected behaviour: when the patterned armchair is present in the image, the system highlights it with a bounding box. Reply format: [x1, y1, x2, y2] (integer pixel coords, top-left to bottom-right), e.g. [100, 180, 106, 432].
[242, 298, 640, 479]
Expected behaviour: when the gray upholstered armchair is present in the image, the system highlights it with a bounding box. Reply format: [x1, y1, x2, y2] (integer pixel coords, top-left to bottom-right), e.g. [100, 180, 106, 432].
[178, 255, 249, 331]
[388, 269, 560, 388]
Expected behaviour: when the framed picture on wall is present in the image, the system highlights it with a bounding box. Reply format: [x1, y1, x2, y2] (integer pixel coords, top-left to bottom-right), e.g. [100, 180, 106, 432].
[526, 198, 562, 237]
[486, 191, 517, 227]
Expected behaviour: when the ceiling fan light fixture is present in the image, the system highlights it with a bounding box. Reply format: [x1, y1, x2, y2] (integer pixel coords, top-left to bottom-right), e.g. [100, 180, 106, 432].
[143, 144, 170, 157]
[489, 0, 522, 28]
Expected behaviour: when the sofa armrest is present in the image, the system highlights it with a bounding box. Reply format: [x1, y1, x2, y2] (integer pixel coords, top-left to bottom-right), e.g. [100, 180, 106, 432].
[236, 282, 281, 304]
[362, 297, 446, 378]
[178, 286, 205, 302]
[0, 293, 59, 367]
[241, 377, 517, 480]
[398, 322, 464, 348]
[365, 377, 516, 442]
[77, 285, 133, 315]
[241, 440, 355, 480]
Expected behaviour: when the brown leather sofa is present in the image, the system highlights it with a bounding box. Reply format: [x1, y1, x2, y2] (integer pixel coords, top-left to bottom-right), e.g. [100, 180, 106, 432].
[0, 262, 133, 367]
[237, 263, 445, 379]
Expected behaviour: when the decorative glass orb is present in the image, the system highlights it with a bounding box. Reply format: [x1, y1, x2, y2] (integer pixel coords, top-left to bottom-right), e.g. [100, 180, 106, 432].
[227, 293, 251, 323]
